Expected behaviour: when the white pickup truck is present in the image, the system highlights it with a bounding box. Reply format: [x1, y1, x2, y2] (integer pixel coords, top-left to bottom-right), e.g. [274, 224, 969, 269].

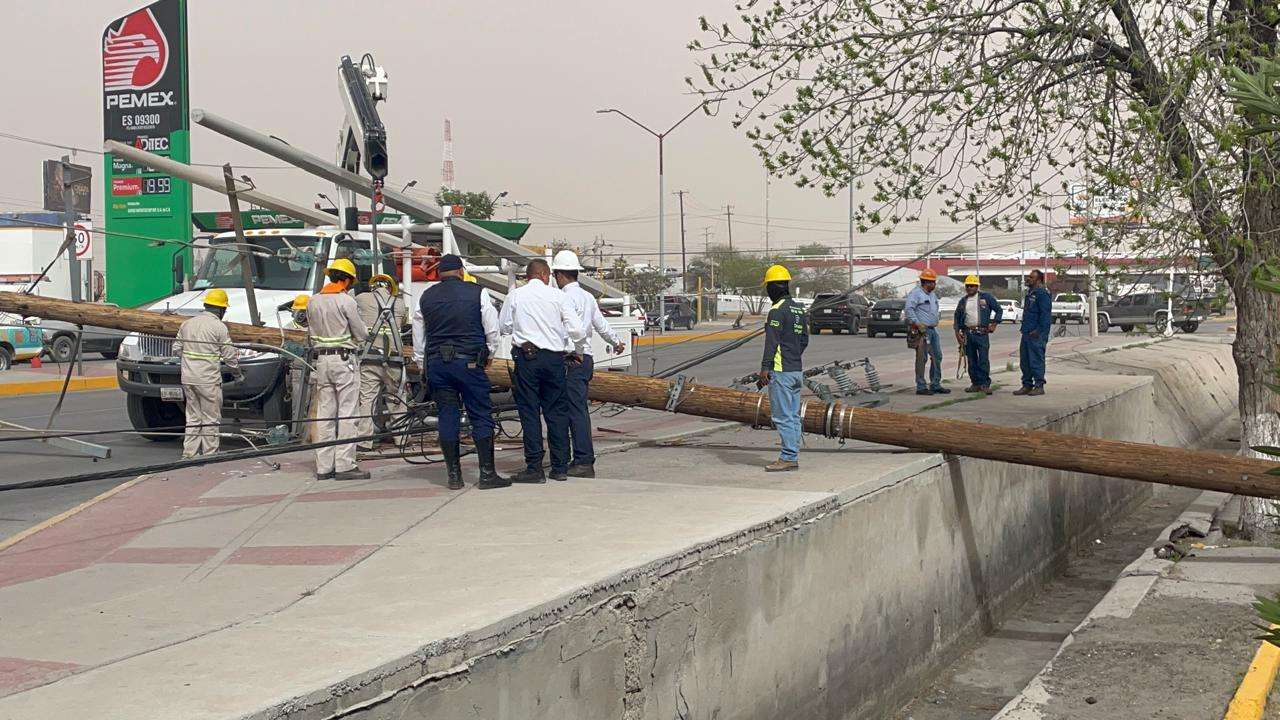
[1051, 293, 1087, 324]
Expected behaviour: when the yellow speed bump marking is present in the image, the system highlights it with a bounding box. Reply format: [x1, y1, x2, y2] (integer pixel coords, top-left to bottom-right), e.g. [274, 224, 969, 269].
[0, 475, 147, 554]
[1225, 632, 1280, 720]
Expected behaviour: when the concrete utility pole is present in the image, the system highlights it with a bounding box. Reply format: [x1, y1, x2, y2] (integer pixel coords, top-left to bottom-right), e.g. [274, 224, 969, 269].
[674, 190, 688, 290]
[725, 205, 734, 252]
[702, 228, 715, 291]
[60, 156, 84, 377]
[763, 176, 770, 255]
[223, 163, 261, 327]
[596, 100, 718, 333]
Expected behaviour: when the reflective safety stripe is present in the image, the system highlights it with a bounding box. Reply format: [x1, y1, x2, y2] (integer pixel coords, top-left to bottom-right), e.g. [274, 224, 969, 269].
[312, 333, 352, 347]
[183, 351, 220, 360]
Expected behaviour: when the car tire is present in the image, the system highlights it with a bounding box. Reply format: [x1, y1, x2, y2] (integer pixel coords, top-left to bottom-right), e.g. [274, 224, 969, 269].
[49, 334, 76, 363]
[100, 351, 119, 360]
[1181, 321, 1200, 334]
[685, 317, 693, 331]
[1097, 315, 1109, 333]
[867, 330, 876, 338]
[1120, 324, 1133, 332]
[0, 346, 11, 371]
[834, 326, 844, 334]
[886, 332, 895, 338]
[126, 393, 184, 442]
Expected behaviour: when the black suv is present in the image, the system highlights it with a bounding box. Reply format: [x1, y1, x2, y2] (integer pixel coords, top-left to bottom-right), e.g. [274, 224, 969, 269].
[645, 296, 697, 331]
[809, 292, 870, 334]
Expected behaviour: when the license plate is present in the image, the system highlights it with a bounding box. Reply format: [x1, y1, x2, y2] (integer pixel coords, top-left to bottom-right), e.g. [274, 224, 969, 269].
[879, 313, 890, 319]
[823, 309, 832, 314]
[160, 386, 183, 402]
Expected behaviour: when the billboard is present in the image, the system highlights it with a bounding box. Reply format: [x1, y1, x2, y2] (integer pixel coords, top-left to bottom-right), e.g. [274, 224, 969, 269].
[102, 0, 192, 307]
[42, 160, 93, 215]
[1067, 182, 1142, 227]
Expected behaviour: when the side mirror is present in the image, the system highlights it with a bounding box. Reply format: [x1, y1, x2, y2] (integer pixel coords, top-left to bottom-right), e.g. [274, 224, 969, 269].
[172, 251, 186, 294]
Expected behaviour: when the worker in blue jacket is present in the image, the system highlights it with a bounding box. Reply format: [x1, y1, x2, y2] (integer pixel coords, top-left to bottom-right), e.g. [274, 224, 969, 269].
[952, 275, 1003, 395]
[1015, 269, 1053, 396]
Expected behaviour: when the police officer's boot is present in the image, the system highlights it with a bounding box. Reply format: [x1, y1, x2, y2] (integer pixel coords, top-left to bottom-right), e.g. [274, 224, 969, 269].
[441, 440, 465, 490]
[475, 436, 511, 490]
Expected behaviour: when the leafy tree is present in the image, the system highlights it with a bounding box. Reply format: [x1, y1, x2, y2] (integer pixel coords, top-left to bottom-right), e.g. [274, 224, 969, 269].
[692, 0, 1280, 537]
[864, 282, 901, 301]
[434, 188, 498, 220]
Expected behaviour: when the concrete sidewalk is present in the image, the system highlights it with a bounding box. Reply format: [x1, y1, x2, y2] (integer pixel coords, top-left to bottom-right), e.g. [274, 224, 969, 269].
[0, 339, 1239, 719]
[0, 359, 116, 397]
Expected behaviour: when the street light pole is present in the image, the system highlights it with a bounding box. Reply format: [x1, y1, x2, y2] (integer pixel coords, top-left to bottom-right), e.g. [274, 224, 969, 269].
[597, 99, 718, 333]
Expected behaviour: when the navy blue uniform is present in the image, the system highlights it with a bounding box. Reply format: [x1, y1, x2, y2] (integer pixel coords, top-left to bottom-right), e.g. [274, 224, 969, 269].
[514, 349, 571, 474]
[1020, 286, 1053, 388]
[952, 291, 1004, 388]
[419, 277, 495, 441]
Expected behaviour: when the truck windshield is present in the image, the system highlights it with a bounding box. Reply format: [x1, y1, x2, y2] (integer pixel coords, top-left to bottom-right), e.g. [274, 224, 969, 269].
[193, 236, 320, 291]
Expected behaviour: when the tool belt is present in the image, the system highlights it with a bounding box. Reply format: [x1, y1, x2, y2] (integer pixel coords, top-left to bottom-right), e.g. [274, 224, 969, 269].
[963, 326, 988, 335]
[428, 343, 487, 368]
[313, 348, 351, 359]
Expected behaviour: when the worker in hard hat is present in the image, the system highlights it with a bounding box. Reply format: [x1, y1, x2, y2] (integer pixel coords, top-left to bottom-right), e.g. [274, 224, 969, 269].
[953, 275, 1003, 395]
[355, 273, 407, 452]
[1015, 268, 1053, 396]
[759, 264, 808, 472]
[415, 254, 510, 490]
[905, 269, 949, 396]
[551, 250, 626, 478]
[307, 258, 370, 480]
[172, 288, 240, 459]
[287, 294, 310, 330]
[499, 258, 587, 483]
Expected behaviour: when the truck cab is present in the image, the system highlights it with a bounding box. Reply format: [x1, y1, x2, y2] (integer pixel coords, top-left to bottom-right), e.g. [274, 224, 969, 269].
[116, 228, 397, 439]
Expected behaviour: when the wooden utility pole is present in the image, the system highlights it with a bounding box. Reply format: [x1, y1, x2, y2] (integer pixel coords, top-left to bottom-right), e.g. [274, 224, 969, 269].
[674, 190, 688, 290]
[3, 291, 1277, 499]
[725, 205, 734, 251]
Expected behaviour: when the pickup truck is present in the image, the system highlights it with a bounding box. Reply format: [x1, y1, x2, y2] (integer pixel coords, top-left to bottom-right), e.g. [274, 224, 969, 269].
[1051, 293, 1087, 323]
[1096, 292, 1206, 333]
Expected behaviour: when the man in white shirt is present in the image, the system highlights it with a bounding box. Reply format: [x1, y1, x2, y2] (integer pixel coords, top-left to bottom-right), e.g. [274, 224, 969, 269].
[499, 259, 587, 483]
[551, 250, 625, 478]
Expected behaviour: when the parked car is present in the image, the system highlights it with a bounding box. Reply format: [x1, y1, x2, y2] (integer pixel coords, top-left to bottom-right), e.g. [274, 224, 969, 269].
[809, 292, 870, 335]
[0, 316, 44, 371]
[645, 297, 697, 331]
[1051, 293, 1087, 323]
[41, 319, 127, 362]
[997, 299, 1023, 324]
[1096, 292, 1206, 333]
[866, 299, 910, 338]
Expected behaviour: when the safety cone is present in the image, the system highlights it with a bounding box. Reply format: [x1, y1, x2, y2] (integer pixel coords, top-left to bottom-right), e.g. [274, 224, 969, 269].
[30, 355, 41, 369]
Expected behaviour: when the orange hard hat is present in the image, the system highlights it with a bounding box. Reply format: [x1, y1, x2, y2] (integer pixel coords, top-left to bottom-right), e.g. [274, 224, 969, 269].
[919, 269, 938, 282]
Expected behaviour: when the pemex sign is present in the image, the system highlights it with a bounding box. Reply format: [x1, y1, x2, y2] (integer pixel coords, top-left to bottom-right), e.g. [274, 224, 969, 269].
[102, 0, 192, 308]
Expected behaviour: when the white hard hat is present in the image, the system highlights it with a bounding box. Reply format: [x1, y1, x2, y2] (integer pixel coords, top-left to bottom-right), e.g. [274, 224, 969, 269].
[550, 250, 584, 272]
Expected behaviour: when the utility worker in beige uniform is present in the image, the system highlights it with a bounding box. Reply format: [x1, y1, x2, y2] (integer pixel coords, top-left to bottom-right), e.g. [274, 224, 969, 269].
[355, 274, 407, 452]
[308, 259, 370, 480]
[172, 289, 239, 458]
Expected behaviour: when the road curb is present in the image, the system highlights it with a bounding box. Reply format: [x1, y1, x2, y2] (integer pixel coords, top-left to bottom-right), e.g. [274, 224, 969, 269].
[0, 474, 147, 553]
[0, 374, 117, 397]
[1226, 632, 1280, 720]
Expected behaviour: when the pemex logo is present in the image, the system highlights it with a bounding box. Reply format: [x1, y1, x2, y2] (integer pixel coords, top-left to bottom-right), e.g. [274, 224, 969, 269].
[102, 8, 169, 91]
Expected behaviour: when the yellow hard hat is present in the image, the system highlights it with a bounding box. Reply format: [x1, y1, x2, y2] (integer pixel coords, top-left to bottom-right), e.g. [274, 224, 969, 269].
[462, 271, 476, 283]
[919, 269, 938, 282]
[763, 264, 792, 284]
[326, 258, 358, 279]
[964, 275, 980, 286]
[369, 273, 398, 296]
[291, 294, 309, 311]
[204, 288, 229, 308]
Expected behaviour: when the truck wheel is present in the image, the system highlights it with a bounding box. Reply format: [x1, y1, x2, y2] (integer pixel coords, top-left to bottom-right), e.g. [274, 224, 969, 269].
[49, 334, 76, 363]
[0, 347, 11, 371]
[100, 351, 119, 360]
[126, 394, 183, 442]
[1120, 324, 1133, 332]
[1180, 321, 1200, 334]
[1097, 315, 1109, 333]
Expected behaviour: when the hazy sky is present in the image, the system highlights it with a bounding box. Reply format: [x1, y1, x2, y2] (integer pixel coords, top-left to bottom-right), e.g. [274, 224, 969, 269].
[0, 0, 1046, 263]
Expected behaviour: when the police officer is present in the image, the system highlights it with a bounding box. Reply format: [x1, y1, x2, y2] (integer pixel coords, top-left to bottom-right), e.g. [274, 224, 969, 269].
[173, 289, 240, 459]
[355, 274, 407, 452]
[551, 250, 625, 478]
[307, 258, 370, 480]
[499, 259, 586, 483]
[759, 265, 808, 472]
[953, 275, 1003, 395]
[413, 254, 510, 490]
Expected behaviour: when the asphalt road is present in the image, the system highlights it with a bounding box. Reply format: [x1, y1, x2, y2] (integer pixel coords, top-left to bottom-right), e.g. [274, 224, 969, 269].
[0, 317, 1234, 540]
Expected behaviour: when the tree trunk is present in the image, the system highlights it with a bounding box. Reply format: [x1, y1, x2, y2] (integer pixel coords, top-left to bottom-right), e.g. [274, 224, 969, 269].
[1233, 269, 1280, 538]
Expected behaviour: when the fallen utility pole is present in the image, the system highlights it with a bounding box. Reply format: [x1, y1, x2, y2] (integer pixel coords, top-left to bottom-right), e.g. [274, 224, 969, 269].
[2, 291, 1277, 499]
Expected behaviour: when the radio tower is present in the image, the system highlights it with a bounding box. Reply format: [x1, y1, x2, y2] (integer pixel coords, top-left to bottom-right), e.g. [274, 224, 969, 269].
[441, 118, 455, 190]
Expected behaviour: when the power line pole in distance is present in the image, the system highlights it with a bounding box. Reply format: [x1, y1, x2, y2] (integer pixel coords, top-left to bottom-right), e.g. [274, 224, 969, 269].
[674, 190, 688, 291]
